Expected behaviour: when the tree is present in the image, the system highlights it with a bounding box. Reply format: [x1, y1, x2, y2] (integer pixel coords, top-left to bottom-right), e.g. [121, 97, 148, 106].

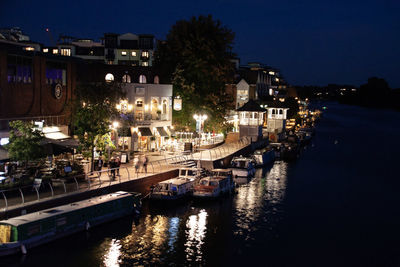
[71, 82, 125, 171]
[358, 77, 391, 107]
[155, 15, 236, 132]
[6, 120, 44, 166]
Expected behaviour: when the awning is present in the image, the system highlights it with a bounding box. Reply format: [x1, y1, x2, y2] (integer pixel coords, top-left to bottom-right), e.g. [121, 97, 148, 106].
[41, 138, 80, 155]
[167, 126, 175, 135]
[138, 127, 153, 137]
[156, 127, 169, 137]
[42, 126, 70, 140]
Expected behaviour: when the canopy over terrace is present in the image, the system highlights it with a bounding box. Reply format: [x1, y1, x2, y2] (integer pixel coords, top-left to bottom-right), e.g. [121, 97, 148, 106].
[41, 138, 79, 155]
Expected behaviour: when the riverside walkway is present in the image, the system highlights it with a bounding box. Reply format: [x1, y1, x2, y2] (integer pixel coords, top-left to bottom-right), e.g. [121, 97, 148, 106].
[0, 137, 254, 218]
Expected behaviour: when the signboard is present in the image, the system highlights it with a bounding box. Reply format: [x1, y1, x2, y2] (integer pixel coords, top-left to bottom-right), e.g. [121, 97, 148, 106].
[121, 154, 127, 163]
[53, 83, 63, 99]
[174, 98, 182, 111]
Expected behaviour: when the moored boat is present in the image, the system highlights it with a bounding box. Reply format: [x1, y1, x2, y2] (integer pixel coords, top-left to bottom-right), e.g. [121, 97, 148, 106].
[252, 147, 275, 167]
[0, 191, 141, 257]
[193, 169, 234, 199]
[149, 168, 201, 201]
[230, 156, 256, 184]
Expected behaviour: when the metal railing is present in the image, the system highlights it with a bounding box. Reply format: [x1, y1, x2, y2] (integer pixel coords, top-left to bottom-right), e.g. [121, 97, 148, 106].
[0, 156, 189, 212]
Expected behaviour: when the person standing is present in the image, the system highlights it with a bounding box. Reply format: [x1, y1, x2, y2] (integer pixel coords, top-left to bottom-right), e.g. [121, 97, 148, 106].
[115, 157, 121, 176]
[110, 158, 116, 180]
[142, 155, 148, 174]
[134, 156, 140, 174]
[98, 156, 103, 172]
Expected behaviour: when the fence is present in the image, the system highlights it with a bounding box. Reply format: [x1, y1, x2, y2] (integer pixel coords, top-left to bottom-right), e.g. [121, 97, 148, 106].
[0, 154, 190, 212]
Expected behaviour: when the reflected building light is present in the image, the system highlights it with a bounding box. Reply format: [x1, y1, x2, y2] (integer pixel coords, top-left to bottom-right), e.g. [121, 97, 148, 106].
[185, 209, 207, 262]
[103, 239, 122, 267]
[152, 215, 169, 247]
[168, 217, 180, 251]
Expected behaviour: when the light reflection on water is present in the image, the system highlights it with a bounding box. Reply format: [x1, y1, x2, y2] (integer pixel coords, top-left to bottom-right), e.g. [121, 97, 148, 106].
[233, 161, 288, 241]
[184, 209, 208, 263]
[111, 162, 289, 265]
[102, 239, 121, 267]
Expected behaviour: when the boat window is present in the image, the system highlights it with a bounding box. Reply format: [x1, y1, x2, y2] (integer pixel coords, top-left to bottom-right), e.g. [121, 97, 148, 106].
[188, 170, 194, 176]
[210, 181, 218, 186]
[28, 224, 40, 236]
[56, 217, 67, 227]
[200, 180, 208, 186]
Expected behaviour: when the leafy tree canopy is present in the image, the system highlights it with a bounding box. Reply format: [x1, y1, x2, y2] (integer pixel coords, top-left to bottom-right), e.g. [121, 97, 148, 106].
[6, 120, 44, 165]
[155, 15, 236, 132]
[71, 82, 125, 170]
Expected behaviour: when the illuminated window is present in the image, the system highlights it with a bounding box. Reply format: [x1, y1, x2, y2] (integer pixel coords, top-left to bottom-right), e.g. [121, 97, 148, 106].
[46, 61, 67, 85]
[122, 74, 131, 83]
[43, 48, 48, 53]
[53, 49, 58, 54]
[142, 62, 148, 67]
[23, 46, 35, 51]
[141, 51, 149, 57]
[7, 55, 32, 84]
[139, 75, 146, 84]
[105, 73, 114, 82]
[154, 75, 159, 84]
[121, 51, 127, 56]
[269, 71, 275, 75]
[60, 48, 71, 56]
[131, 51, 137, 57]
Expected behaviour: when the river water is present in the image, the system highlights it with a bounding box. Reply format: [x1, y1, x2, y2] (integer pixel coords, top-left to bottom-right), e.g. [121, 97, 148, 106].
[3, 102, 400, 267]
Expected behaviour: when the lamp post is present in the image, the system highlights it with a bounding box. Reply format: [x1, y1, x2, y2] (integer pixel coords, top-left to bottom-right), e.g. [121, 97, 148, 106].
[193, 114, 207, 146]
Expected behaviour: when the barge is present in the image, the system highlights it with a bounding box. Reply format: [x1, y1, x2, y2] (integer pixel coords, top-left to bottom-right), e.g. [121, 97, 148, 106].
[0, 191, 141, 256]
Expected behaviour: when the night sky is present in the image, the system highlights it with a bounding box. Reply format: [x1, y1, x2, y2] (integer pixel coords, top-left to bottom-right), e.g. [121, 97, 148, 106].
[1, 0, 399, 88]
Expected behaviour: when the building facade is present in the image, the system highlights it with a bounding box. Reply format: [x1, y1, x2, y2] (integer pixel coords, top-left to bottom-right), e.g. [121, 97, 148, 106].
[0, 41, 76, 142]
[42, 32, 155, 67]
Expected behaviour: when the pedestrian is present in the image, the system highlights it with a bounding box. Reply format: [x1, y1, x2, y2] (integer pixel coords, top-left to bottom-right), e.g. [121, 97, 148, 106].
[142, 155, 148, 174]
[4, 162, 9, 177]
[110, 158, 116, 180]
[134, 157, 140, 174]
[115, 157, 121, 176]
[98, 156, 103, 172]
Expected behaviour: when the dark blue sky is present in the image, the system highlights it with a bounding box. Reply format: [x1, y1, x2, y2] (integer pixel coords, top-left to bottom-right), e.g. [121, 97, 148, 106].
[2, 0, 400, 88]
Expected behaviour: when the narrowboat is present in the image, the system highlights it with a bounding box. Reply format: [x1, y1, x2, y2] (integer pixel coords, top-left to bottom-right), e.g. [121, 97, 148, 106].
[149, 168, 201, 200]
[230, 156, 256, 184]
[193, 169, 234, 198]
[0, 191, 141, 256]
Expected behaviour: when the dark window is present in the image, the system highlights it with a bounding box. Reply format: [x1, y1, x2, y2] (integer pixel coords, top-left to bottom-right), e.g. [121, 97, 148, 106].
[7, 55, 32, 83]
[46, 61, 67, 85]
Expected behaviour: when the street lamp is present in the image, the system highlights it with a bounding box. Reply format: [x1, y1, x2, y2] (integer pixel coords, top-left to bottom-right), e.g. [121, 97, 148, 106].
[193, 114, 208, 134]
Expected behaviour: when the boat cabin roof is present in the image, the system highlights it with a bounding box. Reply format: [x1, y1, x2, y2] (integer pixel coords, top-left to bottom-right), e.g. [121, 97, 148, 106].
[232, 157, 253, 162]
[179, 168, 200, 176]
[159, 177, 193, 186]
[0, 191, 135, 227]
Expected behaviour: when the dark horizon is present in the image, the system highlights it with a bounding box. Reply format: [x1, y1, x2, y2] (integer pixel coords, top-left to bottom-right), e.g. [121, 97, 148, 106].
[1, 0, 399, 88]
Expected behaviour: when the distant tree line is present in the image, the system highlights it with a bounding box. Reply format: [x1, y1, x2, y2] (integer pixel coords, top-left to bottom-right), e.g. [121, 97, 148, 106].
[295, 77, 400, 111]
